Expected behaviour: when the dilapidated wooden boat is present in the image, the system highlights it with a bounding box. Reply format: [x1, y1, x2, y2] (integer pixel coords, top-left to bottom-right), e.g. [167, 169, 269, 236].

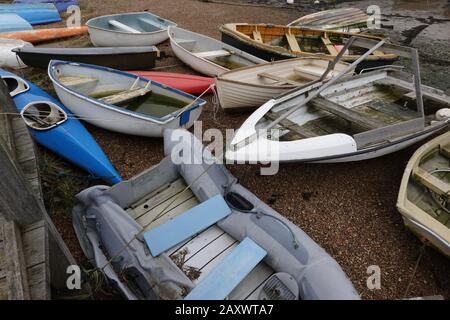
[87, 12, 177, 47]
[220, 23, 396, 72]
[72, 129, 360, 300]
[397, 131, 450, 257]
[288, 8, 369, 33]
[226, 39, 450, 164]
[216, 57, 349, 111]
[13, 46, 159, 70]
[169, 26, 266, 77]
[48, 60, 206, 137]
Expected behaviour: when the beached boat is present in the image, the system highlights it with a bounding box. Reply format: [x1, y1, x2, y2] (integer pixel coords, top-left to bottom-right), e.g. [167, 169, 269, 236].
[216, 57, 349, 111]
[0, 38, 32, 69]
[128, 71, 214, 95]
[72, 129, 360, 300]
[13, 0, 78, 12]
[0, 3, 61, 25]
[48, 60, 206, 137]
[87, 12, 177, 47]
[220, 23, 396, 72]
[397, 131, 450, 257]
[0, 69, 121, 184]
[225, 39, 450, 164]
[288, 8, 369, 33]
[13, 46, 160, 70]
[0, 13, 32, 33]
[0, 26, 88, 43]
[168, 26, 267, 77]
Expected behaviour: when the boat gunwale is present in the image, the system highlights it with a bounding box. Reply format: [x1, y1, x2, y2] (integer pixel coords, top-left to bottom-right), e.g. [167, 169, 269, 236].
[86, 12, 177, 36]
[12, 45, 160, 56]
[48, 60, 205, 125]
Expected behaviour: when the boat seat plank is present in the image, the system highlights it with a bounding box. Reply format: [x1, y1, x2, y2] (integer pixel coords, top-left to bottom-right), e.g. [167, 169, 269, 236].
[412, 167, 450, 196]
[143, 195, 231, 256]
[58, 76, 99, 88]
[108, 20, 141, 33]
[321, 36, 339, 56]
[440, 143, 450, 159]
[99, 87, 150, 105]
[252, 30, 263, 43]
[404, 90, 450, 105]
[285, 33, 301, 52]
[195, 49, 231, 59]
[309, 97, 387, 130]
[293, 66, 324, 80]
[258, 73, 301, 86]
[184, 237, 267, 300]
[137, 17, 162, 30]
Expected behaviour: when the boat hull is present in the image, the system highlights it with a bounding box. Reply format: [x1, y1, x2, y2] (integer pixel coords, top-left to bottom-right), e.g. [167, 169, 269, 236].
[49, 61, 205, 137]
[128, 71, 214, 95]
[0, 13, 32, 32]
[13, 46, 159, 70]
[87, 12, 177, 47]
[0, 70, 121, 184]
[0, 39, 32, 69]
[13, 0, 79, 12]
[0, 3, 61, 25]
[0, 26, 88, 44]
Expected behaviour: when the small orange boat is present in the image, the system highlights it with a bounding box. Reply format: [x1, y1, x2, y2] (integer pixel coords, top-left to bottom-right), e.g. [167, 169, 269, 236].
[0, 26, 87, 44]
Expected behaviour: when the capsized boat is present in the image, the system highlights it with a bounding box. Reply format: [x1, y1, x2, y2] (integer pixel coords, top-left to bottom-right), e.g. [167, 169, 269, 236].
[72, 128, 360, 300]
[48, 60, 206, 137]
[13, 0, 78, 12]
[0, 38, 32, 69]
[225, 39, 450, 164]
[127, 71, 214, 95]
[13, 46, 160, 70]
[0, 69, 121, 184]
[169, 26, 266, 77]
[288, 8, 369, 33]
[87, 12, 177, 47]
[0, 3, 61, 25]
[216, 57, 349, 111]
[397, 131, 450, 257]
[220, 23, 396, 72]
[0, 13, 32, 33]
[0, 26, 88, 44]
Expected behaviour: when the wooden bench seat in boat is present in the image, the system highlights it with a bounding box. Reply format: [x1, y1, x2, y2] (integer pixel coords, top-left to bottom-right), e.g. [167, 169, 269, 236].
[403, 90, 450, 105]
[412, 167, 450, 197]
[285, 33, 301, 52]
[99, 87, 151, 105]
[258, 72, 303, 86]
[108, 20, 141, 33]
[252, 30, 263, 43]
[265, 111, 317, 138]
[309, 97, 387, 130]
[143, 194, 231, 256]
[321, 36, 339, 56]
[293, 65, 325, 80]
[184, 237, 267, 300]
[137, 17, 162, 30]
[58, 76, 99, 88]
[195, 49, 232, 59]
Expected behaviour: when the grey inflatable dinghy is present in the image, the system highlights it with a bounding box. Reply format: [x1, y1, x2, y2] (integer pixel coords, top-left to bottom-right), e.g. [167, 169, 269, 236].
[72, 129, 360, 300]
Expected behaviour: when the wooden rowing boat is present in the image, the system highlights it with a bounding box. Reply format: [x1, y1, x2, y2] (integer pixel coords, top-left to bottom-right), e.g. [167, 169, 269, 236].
[397, 131, 450, 257]
[220, 23, 397, 72]
[215, 57, 349, 111]
[87, 12, 177, 47]
[169, 26, 266, 77]
[0, 26, 87, 43]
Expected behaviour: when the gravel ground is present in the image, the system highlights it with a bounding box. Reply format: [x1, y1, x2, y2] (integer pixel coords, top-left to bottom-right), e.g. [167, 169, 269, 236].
[20, 0, 450, 300]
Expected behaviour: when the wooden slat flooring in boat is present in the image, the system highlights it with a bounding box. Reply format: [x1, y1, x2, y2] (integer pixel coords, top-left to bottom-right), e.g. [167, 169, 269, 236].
[265, 111, 318, 138]
[126, 178, 273, 299]
[58, 76, 98, 87]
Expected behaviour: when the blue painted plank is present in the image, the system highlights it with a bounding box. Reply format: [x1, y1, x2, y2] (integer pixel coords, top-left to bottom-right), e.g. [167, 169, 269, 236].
[185, 237, 267, 300]
[143, 194, 231, 256]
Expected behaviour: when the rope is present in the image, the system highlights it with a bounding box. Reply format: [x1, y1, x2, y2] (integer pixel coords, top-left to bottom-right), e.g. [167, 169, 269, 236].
[403, 243, 427, 298]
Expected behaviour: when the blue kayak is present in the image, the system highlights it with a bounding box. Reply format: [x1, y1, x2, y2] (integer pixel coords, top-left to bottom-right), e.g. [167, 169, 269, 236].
[13, 0, 78, 13]
[0, 3, 61, 25]
[0, 69, 122, 185]
[0, 13, 33, 32]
